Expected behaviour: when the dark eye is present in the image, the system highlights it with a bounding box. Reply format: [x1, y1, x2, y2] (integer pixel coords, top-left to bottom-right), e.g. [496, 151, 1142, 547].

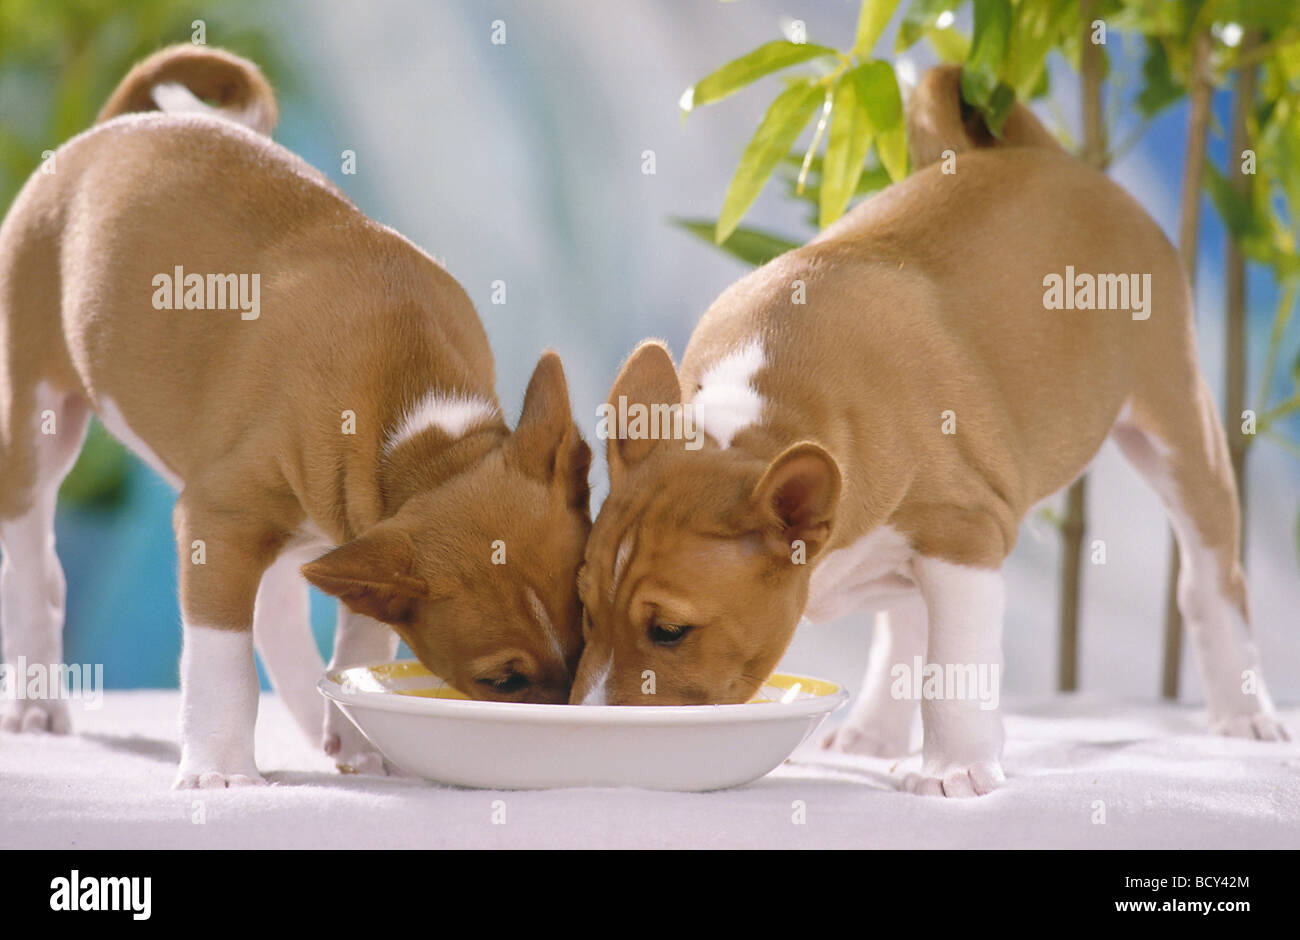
[649, 622, 693, 647]
[480, 673, 529, 694]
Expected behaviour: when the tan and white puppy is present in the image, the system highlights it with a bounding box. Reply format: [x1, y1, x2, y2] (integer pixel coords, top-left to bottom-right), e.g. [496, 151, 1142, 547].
[0, 47, 592, 787]
[570, 66, 1286, 796]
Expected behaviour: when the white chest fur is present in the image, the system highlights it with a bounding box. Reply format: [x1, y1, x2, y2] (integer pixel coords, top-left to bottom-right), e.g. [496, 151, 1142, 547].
[804, 525, 917, 622]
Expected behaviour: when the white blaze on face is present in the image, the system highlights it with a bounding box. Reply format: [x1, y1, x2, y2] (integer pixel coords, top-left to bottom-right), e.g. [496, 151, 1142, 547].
[384, 391, 499, 453]
[609, 532, 634, 603]
[691, 339, 765, 450]
[580, 652, 613, 706]
[525, 587, 567, 677]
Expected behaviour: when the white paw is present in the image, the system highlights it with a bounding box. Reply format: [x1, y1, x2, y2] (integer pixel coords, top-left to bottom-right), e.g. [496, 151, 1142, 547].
[323, 707, 389, 775]
[821, 722, 911, 758]
[1211, 712, 1290, 742]
[0, 699, 71, 735]
[902, 760, 1004, 798]
[173, 770, 267, 789]
[324, 737, 389, 775]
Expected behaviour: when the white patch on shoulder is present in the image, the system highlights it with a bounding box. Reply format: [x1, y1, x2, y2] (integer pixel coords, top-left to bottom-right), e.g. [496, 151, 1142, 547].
[805, 525, 915, 623]
[690, 339, 765, 450]
[95, 396, 183, 489]
[384, 391, 499, 454]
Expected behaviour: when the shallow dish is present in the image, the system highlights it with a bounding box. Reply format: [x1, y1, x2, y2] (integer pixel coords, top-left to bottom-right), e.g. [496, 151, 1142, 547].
[318, 660, 847, 791]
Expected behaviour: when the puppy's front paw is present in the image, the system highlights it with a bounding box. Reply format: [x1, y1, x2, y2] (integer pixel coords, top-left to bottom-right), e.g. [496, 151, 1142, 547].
[323, 731, 391, 776]
[173, 770, 267, 789]
[1211, 712, 1290, 742]
[323, 709, 392, 776]
[902, 760, 1004, 798]
[821, 722, 911, 758]
[0, 699, 71, 735]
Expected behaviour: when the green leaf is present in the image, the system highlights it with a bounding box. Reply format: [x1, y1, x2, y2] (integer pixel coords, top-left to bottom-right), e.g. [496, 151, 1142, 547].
[673, 217, 801, 267]
[1205, 159, 1300, 276]
[1136, 37, 1183, 119]
[926, 26, 971, 63]
[680, 39, 838, 112]
[779, 151, 891, 227]
[962, 0, 1014, 135]
[1003, 0, 1072, 99]
[716, 80, 825, 242]
[896, 0, 962, 53]
[820, 72, 875, 228]
[58, 420, 130, 509]
[853, 0, 901, 56]
[852, 60, 908, 181]
[1204, 159, 1261, 241]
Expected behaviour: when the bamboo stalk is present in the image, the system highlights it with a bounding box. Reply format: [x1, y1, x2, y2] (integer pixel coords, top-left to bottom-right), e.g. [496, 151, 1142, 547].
[1162, 30, 1213, 700]
[1225, 32, 1259, 556]
[1058, 0, 1109, 693]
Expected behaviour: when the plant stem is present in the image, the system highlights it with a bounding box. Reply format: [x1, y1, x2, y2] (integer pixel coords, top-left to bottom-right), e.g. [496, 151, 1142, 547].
[1162, 29, 1213, 701]
[1225, 30, 1259, 559]
[1057, 0, 1109, 694]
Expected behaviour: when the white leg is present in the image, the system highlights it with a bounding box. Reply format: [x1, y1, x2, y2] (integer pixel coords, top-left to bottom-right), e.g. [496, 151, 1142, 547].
[252, 550, 324, 743]
[323, 605, 398, 774]
[175, 624, 264, 788]
[903, 556, 1006, 798]
[1112, 422, 1286, 740]
[0, 386, 88, 734]
[822, 592, 926, 757]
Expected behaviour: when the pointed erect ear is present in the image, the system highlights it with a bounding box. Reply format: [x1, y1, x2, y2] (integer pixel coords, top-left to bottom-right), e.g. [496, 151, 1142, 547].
[751, 442, 841, 560]
[506, 351, 592, 512]
[605, 340, 680, 484]
[301, 526, 428, 625]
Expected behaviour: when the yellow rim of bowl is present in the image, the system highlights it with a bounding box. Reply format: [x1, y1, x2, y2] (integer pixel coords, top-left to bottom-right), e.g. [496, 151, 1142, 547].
[329, 661, 840, 703]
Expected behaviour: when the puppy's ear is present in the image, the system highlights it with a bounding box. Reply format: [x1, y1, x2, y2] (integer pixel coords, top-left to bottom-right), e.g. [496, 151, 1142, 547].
[605, 340, 680, 485]
[506, 351, 592, 512]
[301, 526, 428, 625]
[750, 442, 841, 561]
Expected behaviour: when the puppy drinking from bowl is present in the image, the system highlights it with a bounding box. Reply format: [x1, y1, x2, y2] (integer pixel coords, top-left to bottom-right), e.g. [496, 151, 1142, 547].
[0, 46, 592, 787]
[569, 66, 1286, 797]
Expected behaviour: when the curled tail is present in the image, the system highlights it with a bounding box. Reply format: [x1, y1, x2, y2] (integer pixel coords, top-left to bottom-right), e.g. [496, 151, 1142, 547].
[94, 44, 277, 135]
[906, 65, 1060, 169]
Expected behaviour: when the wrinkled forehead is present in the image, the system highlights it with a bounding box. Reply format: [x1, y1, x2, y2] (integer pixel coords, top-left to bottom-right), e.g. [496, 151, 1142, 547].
[589, 513, 756, 616]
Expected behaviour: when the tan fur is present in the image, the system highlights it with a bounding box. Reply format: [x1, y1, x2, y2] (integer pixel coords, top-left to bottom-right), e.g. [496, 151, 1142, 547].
[0, 47, 591, 704]
[573, 66, 1245, 706]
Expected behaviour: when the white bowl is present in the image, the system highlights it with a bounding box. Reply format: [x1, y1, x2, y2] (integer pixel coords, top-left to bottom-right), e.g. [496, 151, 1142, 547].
[318, 660, 847, 791]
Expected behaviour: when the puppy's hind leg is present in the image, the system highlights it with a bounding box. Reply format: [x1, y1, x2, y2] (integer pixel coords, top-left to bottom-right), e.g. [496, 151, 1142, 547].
[1112, 382, 1287, 740]
[0, 384, 90, 734]
[822, 592, 926, 757]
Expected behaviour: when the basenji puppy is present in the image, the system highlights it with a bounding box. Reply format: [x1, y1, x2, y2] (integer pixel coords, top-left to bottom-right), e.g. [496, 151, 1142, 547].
[0, 46, 592, 787]
[570, 66, 1287, 796]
